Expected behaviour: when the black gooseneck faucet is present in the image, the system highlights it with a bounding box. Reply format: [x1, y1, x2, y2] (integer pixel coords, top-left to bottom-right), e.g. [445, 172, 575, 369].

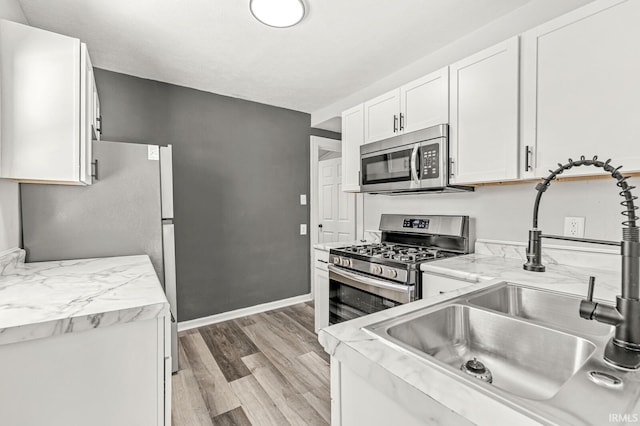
[523, 156, 640, 369]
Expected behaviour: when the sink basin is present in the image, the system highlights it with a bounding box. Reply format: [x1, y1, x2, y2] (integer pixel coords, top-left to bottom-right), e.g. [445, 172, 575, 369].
[467, 284, 613, 336]
[374, 304, 596, 400]
[362, 282, 640, 423]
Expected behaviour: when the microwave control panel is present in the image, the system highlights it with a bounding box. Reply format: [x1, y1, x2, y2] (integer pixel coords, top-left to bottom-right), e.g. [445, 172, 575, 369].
[422, 143, 440, 178]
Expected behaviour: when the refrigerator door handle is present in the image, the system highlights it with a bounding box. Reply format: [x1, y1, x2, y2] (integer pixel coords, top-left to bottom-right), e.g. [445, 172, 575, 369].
[160, 145, 174, 219]
[162, 223, 178, 316]
[162, 222, 179, 373]
[91, 159, 99, 181]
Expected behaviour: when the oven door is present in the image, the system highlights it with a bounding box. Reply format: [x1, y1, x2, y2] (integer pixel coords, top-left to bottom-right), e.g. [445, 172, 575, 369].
[328, 265, 413, 325]
[360, 143, 421, 192]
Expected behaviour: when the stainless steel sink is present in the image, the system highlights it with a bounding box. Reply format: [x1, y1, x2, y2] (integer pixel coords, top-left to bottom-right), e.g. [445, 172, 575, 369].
[363, 282, 640, 424]
[379, 304, 595, 400]
[467, 284, 613, 336]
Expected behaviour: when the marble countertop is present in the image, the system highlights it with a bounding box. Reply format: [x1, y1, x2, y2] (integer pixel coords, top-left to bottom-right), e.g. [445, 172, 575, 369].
[420, 253, 621, 303]
[314, 240, 370, 252]
[0, 249, 169, 346]
[319, 243, 632, 425]
[313, 230, 381, 252]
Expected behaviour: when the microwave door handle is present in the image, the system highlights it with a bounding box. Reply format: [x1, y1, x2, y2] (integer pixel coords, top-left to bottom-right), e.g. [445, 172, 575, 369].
[410, 144, 420, 184]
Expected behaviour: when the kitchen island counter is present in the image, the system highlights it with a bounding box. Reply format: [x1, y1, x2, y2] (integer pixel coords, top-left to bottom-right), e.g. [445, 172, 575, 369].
[0, 248, 169, 346]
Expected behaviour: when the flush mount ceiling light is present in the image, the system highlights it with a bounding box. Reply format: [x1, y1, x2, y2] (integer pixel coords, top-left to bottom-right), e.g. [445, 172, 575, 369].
[250, 0, 306, 28]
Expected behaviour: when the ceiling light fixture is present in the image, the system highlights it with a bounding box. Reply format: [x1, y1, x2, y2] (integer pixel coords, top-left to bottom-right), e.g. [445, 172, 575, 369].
[250, 0, 306, 28]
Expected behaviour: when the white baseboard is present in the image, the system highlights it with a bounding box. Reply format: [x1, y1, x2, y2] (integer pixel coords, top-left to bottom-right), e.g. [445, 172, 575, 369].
[177, 293, 313, 332]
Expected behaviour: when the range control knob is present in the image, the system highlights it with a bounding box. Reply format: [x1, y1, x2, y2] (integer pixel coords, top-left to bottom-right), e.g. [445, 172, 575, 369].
[372, 265, 383, 275]
[341, 258, 352, 267]
[332, 257, 341, 265]
[388, 269, 398, 278]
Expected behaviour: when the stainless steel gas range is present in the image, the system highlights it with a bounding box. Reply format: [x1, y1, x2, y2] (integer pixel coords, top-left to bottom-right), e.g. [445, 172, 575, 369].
[328, 214, 471, 325]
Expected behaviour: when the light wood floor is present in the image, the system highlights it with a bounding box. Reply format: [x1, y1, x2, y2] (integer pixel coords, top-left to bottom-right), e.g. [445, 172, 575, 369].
[172, 302, 330, 425]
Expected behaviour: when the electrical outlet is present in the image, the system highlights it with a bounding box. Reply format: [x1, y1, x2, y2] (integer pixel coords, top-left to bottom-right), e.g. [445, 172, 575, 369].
[300, 224, 307, 235]
[564, 217, 585, 238]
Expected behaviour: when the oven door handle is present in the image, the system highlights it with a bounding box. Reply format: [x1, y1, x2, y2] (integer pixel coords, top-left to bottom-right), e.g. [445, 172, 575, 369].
[410, 144, 420, 185]
[328, 265, 413, 304]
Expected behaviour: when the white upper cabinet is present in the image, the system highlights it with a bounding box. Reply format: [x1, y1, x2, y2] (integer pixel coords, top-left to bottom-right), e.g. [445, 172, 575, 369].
[341, 104, 364, 192]
[363, 67, 449, 144]
[363, 89, 400, 144]
[449, 37, 520, 184]
[400, 68, 448, 134]
[0, 20, 99, 185]
[521, 0, 640, 179]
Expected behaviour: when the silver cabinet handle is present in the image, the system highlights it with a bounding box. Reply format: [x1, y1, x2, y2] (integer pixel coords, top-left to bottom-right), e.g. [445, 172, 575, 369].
[410, 144, 420, 184]
[91, 159, 99, 181]
[399, 113, 405, 131]
[525, 145, 533, 172]
[449, 157, 455, 178]
[393, 115, 398, 133]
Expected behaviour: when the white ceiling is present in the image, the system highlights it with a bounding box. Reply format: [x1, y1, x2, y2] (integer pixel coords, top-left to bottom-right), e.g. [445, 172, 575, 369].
[18, 0, 533, 114]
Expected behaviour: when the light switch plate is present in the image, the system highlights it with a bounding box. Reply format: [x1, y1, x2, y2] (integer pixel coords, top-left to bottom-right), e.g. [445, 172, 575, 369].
[148, 145, 160, 161]
[300, 194, 307, 205]
[300, 224, 307, 235]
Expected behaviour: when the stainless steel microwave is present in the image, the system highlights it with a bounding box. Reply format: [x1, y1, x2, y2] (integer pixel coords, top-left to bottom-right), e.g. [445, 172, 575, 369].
[359, 125, 473, 194]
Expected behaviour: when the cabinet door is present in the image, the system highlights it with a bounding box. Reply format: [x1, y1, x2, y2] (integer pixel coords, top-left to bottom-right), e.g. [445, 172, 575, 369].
[422, 273, 474, 299]
[341, 104, 364, 192]
[449, 37, 519, 184]
[0, 20, 82, 183]
[363, 89, 400, 144]
[400, 67, 448, 134]
[314, 267, 329, 333]
[522, 0, 640, 179]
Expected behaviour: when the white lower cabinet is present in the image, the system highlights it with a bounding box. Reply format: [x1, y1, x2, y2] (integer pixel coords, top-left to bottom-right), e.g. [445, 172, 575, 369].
[314, 249, 330, 332]
[0, 317, 170, 426]
[330, 357, 472, 426]
[422, 272, 475, 298]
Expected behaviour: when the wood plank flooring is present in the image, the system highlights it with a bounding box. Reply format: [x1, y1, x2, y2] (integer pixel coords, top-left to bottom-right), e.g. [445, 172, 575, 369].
[172, 301, 330, 426]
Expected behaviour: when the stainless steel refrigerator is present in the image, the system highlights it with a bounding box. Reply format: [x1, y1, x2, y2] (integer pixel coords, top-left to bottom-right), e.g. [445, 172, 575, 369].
[20, 141, 179, 372]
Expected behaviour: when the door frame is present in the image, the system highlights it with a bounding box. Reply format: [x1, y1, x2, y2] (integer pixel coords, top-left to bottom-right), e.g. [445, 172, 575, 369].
[310, 136, 341, 298]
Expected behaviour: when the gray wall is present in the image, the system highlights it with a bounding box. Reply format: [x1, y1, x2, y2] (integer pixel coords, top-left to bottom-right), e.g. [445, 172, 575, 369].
[94, 69, 313, 321]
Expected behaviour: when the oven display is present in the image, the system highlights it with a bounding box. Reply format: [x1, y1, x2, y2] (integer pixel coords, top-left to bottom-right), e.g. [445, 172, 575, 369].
[422, 142, 440, 179]
[403, 218, 430, 229]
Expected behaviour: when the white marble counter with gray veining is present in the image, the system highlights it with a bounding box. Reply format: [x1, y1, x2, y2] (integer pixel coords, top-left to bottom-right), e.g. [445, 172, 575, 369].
[313, 241, 357, 252]
[319, 240, 633, 425]
[313, 230, 382, 252]
[421, 239, 621, 303]
[0, 249, 169, 346]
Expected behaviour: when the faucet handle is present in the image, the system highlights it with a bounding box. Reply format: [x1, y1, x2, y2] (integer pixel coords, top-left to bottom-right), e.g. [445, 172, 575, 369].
[580, 276, 623, 325]
[580, 276, 598, 320]
[586, 276, 595, 302]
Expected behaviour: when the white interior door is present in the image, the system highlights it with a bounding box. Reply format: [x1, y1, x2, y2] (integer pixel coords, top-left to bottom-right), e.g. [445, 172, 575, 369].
[318, 158, 356, 243]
